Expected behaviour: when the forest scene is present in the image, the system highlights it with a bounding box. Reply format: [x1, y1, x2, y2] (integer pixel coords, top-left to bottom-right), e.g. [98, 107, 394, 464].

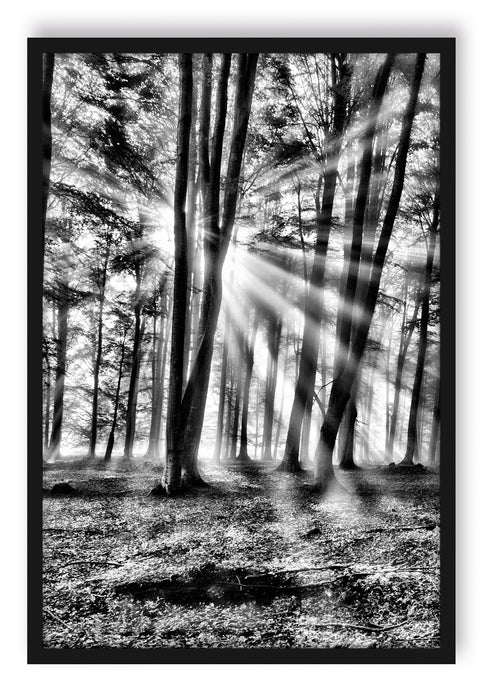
[40, 49, 442, 651]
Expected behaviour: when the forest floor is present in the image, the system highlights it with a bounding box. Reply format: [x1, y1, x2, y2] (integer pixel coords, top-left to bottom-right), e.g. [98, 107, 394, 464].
[42, 458, 440, 649]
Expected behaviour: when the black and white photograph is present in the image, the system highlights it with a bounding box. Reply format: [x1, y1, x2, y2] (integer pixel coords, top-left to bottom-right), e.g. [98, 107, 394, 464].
[28, 39, 455, 662]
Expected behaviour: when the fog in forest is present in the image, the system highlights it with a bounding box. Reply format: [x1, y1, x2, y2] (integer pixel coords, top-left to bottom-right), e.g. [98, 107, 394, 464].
[42, 52, 440, 484]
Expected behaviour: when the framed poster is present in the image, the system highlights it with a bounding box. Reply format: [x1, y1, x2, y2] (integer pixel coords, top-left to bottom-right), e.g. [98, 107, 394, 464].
[28, 37, 455, 663]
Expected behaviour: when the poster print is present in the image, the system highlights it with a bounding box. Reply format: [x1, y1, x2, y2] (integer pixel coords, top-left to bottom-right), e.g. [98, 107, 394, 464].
[28, 38, 455, 663]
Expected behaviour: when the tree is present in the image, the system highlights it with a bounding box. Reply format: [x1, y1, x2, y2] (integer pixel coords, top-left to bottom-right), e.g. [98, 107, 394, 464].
[162, 53, 258, 492]
[278, 54, 351, 473]
[399, 183, 439, 466]
[42, 53, 55, 253]
[314, 53, 426, 492]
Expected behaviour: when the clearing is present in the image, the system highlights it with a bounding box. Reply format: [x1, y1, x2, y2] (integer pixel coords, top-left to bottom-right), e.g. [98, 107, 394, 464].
[42, 459, 440, 649]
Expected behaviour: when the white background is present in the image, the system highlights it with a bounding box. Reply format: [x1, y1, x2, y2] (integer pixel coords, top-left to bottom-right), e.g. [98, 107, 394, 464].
[2, 1, 492, 696]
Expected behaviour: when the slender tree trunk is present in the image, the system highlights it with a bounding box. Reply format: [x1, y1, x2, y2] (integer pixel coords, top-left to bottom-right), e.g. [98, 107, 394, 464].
[314, 54, 425, 492]
[429, 377, 440, 466]
[399, 192, 439, 466]
[255, 377, 260, 458]
[43, 340, 51, 452]
[47, 272, 69, 461]
[123, 295, 145, 459]
[273, 331, 290, 460]
[387, 285, 420, 460]
[238, 312, 259, 460]
[104, 335, 126, 463]
[339, 374, 358, 469]
[42, 53, 55, 255]
[89, 248, 110, 457]
[224, 365, 234, 460]
[278, 54, 349, 473]
[212, 228, 239, 462]
[230, 333, 243, 459]
[385, 326, 392, 459]
[261, 313, 282, 460]
[213, 315, 229, 463]
[146, 277, 169, 458]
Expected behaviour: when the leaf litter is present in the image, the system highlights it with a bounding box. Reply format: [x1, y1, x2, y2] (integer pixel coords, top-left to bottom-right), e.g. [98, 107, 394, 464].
[42, 458, 440, 649]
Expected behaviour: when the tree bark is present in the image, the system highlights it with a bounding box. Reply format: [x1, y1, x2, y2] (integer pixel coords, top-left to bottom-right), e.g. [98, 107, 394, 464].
[47, 271, 69, 461]
[88, 245, 110, 457]
[42, 53, 55, 255]
[339, 374, 359, 469]
[261, 312, 282, 460]
[237, 311, 259, 460]
[399, 187, 439, 466]
[314, 53, 425, 492]
[387, 285, 420, 460]
[104, 334, 126, 463]
[163, 53, 193, 492]
[429, 376, 440, 466]
[146, 275, 169, 459]
[177, 54, 258, 485]
[278, 54, 349, 473]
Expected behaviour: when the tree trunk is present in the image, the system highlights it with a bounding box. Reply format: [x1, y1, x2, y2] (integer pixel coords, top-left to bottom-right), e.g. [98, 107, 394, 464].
[123, 298, 145, 459]
[212, 313, 229, 463]
[47, 272, 69, 461]
[89, 247, 110, 457]
[163, 53, 193, 492]
[175, 54, 258, 486]
[42, 53, 55, 254]
[399, 189, 439, 466]
[429, 377, 440, 466]
[237, 312, 259, 460]
[387, 282, 420, 460]
[273, 331, 290, 460]
[43, 338, 51, 452]
[314, 54, 425, 492]
[261, 313, 282, 460]
[146, 276, 169, 459]
[339, 375, 358, 469]
[104, 335, 126, 463]
[230, 338, 242, 460]
[278, 54, 349, 474]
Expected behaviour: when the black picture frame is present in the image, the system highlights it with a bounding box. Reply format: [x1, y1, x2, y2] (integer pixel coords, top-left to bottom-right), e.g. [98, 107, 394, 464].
[28, 37, 455, 664]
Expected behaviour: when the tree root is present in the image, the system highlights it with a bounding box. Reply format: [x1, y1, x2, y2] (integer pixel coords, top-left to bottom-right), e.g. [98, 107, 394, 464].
[276, 457, 303, 474]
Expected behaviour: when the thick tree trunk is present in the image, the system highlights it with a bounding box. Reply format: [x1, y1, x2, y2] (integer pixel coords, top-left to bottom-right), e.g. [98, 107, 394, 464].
[314, 54, 425, 492]
[47, 273, 69, 461]
[163, 54, 193, 492]
[177, 54, 258, 485]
